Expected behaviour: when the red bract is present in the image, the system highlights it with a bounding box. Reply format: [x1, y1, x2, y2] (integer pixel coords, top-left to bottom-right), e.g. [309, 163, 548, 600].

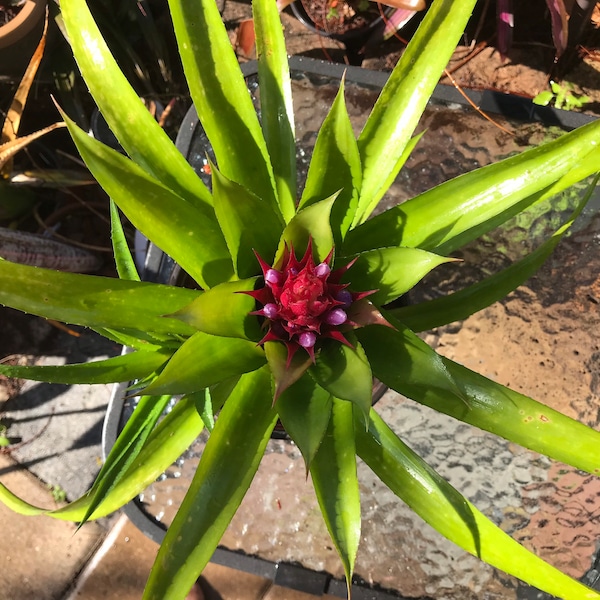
[244, 239, 374, 363]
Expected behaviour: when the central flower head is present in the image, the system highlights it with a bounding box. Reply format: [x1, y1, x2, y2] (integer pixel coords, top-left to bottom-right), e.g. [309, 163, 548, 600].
[245, 239, 373, 363]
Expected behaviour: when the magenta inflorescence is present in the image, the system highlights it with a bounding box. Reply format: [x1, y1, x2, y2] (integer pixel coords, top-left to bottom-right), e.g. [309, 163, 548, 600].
[245, 240, 372, 363]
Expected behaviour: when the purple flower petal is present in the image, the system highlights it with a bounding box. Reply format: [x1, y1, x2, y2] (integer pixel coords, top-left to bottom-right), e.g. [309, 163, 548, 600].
[298, 331, 317, 348]
[325, 308, 347, 326]
[262, 303, 279, 318]
[265, 269, 282, 285]
[336, 289, 353, 308]
[314, 263, 331, 278]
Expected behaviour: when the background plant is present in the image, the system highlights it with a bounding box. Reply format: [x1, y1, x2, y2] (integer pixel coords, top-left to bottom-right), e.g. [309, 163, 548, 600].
[533, 79, 592, 110]
[0, 16, 91, 222]
[0, 1, 599, 600]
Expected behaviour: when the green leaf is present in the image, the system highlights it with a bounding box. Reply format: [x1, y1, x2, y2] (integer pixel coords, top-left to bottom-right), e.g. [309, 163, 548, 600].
[62, 112, 232, 288]
[211, 165, 283, 278]
[357, 410, 600, 600]
[392, 179, 597, 330]
[110, 200, 140, 282]
[358, 316, 600, 475]
[340, 247, 457, 306]
[352, 133, 423, 231]
[197, 389, 215, 432]
[92, 327, 175, 351]
[346, 120, 600, 255]
[392, 247, 547, 332]
[532, 90, 554, 106]
[60, 0, 212, 208]
[208, 376, 241, 414]
[0, 349, 172, 385]
[265, 341, 312, 400]
[79, 393, 172, 527]
[254, 0, 296, 222]
[168, 0, 278, 214]
[357, 317, 468, 407]
[169, 278, 261, 341]
[310, 334, 372, 425]
[310, 398, 360, 591]
[276, 373, 332, 468]
[276, 193, 337, 264]
[299, 77, 361, 245]
[0, 260, 199, 336]
[142, 331, 266, 396]
[346, 299, 396, 330]
[144, 366, 277, 600]
[0, 394, 204, 520]
[356, 0, 479, 220]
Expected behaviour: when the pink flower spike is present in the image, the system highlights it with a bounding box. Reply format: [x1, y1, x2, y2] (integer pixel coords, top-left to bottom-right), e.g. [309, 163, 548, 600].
[248, 238, 376, 363]
[325, 329, 354, 349]
[328, 256, 359, 283]
[298, 237, 315, 267]
[253, 249, 273, 276]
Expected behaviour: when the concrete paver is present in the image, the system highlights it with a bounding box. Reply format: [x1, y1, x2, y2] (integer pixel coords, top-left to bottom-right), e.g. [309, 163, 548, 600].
[4, 342, 119, 501]
[262, 587, 323, 600]
[201, 562, 272, 600]
[65, 515, 320, 600]
[0, 454, 104, 600]
[64, 515, 157, 600]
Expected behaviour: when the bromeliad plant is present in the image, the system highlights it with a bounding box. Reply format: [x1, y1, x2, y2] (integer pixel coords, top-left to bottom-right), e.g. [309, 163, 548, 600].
[0, 0, 600, 598]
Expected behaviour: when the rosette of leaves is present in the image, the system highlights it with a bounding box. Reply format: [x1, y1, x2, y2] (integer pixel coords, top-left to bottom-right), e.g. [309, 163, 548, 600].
[0, 0, 599, 599]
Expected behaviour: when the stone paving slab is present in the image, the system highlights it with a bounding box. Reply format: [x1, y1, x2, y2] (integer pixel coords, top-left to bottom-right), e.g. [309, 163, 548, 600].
[66, 514, 317, 600]
[0, 454, 104, 600]
[65, 514, 157, 600]
[262, 586, 324, 600]
[1, 308, 121, 502]
[200, 561, 273, 600]
[3, 356, 119, 501]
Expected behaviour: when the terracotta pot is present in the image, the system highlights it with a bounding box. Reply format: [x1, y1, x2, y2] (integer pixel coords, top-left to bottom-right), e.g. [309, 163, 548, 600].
[290, 0, 385, 40]
[0, 0, 46, 77]
[289, 0, 392, 64]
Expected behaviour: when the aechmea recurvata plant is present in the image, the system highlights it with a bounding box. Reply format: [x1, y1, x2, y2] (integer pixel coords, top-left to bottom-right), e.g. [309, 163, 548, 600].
[0, 0, 599, 599]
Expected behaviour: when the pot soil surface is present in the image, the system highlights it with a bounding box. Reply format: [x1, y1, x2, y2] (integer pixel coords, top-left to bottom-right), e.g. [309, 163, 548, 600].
[0, 4, 21, 27]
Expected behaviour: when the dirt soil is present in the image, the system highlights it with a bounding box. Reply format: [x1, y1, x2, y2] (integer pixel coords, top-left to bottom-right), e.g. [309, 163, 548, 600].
[0, 4, 21, 27]
[361, 3, 600, 111]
